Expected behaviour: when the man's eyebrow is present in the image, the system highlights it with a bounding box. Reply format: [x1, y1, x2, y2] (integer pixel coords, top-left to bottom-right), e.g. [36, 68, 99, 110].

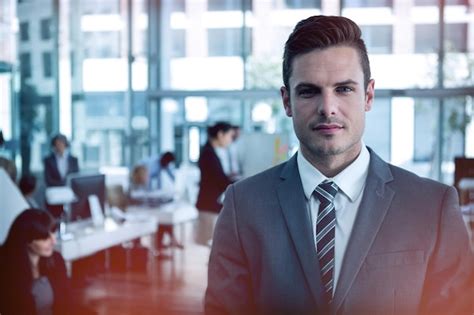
[334, 79, 358, 86]
[294, 82, 320, 89]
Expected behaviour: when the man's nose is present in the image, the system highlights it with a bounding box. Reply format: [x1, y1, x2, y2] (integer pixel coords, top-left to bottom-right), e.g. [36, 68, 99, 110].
[318, 92, 337, 117]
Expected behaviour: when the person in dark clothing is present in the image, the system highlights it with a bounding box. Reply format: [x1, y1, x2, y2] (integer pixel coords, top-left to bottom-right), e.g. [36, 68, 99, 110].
[195, 122, 235, 246]
[43, 134, 79, 218]
[43, 134, 79, 187]
[0, 209, 70, 315]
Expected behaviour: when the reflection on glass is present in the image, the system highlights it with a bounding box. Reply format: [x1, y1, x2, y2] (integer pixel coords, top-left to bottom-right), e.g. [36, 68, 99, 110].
[394, 98, 439, 180]
[189, 126, 201, 162]
[442, 97, 472, 184]
[364, 98, 390, 161]
[344, 0, 392, 7]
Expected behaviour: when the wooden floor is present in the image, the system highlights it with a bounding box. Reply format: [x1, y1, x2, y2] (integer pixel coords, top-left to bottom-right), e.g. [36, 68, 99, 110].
[74, 225, 211, 315]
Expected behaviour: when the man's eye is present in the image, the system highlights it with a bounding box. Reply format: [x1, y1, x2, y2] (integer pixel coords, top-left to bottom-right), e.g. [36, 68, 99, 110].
[336, 86, 353, 93]
[298, 89, 316, 98]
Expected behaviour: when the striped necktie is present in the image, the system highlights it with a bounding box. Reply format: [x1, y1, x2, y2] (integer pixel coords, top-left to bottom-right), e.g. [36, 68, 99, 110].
[314, 180, 338, 304]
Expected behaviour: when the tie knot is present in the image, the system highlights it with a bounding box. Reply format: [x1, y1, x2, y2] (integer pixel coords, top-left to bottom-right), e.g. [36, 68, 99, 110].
[315, 180, 338, 204]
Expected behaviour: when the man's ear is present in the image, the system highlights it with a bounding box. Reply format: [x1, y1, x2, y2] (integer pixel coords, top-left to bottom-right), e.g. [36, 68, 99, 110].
[281, 86, 292, 117]
[365, 79, 375, 112]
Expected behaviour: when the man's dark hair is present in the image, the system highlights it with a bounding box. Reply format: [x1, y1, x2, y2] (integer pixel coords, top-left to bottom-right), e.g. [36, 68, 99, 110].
[283, 15, 371, 90]
[50, 133, 69, 147]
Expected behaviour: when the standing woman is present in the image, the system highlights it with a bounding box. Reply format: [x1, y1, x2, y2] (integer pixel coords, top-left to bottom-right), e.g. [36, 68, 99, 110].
[195, 121, 235, 246]
[0, 209, 70, 315]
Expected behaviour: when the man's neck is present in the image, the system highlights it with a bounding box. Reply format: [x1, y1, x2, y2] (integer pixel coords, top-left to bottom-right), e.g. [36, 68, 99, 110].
[301, 144, 362, 178]
[55, 150, 66, 157]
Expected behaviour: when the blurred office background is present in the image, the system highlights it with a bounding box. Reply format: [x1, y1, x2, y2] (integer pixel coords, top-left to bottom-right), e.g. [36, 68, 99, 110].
[1, 0, 474, 314]
[0, 0, 473, 183]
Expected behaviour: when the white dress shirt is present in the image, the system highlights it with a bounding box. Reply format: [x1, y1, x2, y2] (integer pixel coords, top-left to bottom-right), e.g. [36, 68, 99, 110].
[215, 146, 235, 176]
[297, 144, 370, 292]
[55, 152, 69, 180]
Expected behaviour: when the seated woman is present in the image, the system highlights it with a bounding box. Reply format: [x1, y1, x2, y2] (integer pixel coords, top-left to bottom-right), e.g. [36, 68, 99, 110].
[129, 162, 183, 258]
[154, 152, 183, 251]
[0, 208, 70, 315]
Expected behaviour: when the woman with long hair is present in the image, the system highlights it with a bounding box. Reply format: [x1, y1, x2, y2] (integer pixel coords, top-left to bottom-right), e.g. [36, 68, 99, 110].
[0, 208, 70, 315]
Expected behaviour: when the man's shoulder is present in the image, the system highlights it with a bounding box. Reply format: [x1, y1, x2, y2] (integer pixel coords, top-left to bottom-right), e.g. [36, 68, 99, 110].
[385, 163, 454, 200]
[368, 148, 450, 191]
[388, 163, 448, 188]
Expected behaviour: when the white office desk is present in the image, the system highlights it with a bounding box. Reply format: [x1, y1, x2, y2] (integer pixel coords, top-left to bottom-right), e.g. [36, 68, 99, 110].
[127, 200, 199, 246]
[56, 217, 157, 262]
[127, 200, 198, 225]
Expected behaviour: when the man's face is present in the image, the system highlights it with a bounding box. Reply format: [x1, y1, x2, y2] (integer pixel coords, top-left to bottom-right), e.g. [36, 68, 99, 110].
[281, 45, 374, 165]
[54, 139, 67, 155]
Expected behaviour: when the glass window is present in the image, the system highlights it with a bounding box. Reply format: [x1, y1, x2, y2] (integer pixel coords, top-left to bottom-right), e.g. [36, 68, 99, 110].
[416, 23, 467, 54]
[445, 24, 467, 53]
[171, 29, 186, 58]
[83, 31, 121, 58]
[207, 98, 243, 124]
[74, 0, 130, 167]
[70, 51, 75, 76]
[414, 99, 439, 162]
[20, 22, 29, 41]
[442, 97, 472, 184]
[364, 98, 390, 161]
[172, 0, 185, 12]
[284, 0, 321, 9]
[208, 0, 242, 11]
[415, 24, 437, 54]
[392, 98, 440, 180]
[360, 25, 392, 54]
[208, 28, 249, 57]
[19, 52, 31, 78]
[81, 0, 119, 15]
[42, 51, 52, 78]
[414, 0, 468, 5]
[343, 0, 392, 7]
[40, 18, 51, 40]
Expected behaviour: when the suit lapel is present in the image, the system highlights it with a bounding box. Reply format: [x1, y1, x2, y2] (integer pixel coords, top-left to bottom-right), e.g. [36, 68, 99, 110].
[333, 150, 395, 312]
[277, 155, 326, 310]
[49, 155, 61, 180]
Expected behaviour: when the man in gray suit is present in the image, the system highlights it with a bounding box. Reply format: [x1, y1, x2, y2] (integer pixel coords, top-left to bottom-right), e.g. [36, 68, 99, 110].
[205, 15, 473, 315]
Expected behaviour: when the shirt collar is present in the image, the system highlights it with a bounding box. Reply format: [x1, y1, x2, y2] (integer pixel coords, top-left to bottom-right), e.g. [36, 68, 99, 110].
[297, 143, 370, 202]
[54, 151, 68, 159]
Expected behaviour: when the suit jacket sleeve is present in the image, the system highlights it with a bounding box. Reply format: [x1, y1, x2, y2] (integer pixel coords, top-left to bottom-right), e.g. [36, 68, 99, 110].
[205, 184, 255, 315]
[419, 186, 474, 315]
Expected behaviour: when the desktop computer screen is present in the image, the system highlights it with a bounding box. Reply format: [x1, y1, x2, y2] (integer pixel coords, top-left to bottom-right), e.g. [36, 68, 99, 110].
[68, 173, 106, 222]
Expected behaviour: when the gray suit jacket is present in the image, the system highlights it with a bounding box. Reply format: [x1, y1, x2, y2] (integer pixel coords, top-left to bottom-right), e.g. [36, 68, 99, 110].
[205, 149, 473, 315]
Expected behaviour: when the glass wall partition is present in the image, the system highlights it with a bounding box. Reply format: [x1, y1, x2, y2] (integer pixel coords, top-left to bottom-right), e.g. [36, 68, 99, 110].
[11, 0, 474, 184]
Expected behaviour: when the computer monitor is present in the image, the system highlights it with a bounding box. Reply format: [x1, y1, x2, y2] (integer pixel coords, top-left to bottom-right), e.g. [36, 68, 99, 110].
[67, 173, 106, 222]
